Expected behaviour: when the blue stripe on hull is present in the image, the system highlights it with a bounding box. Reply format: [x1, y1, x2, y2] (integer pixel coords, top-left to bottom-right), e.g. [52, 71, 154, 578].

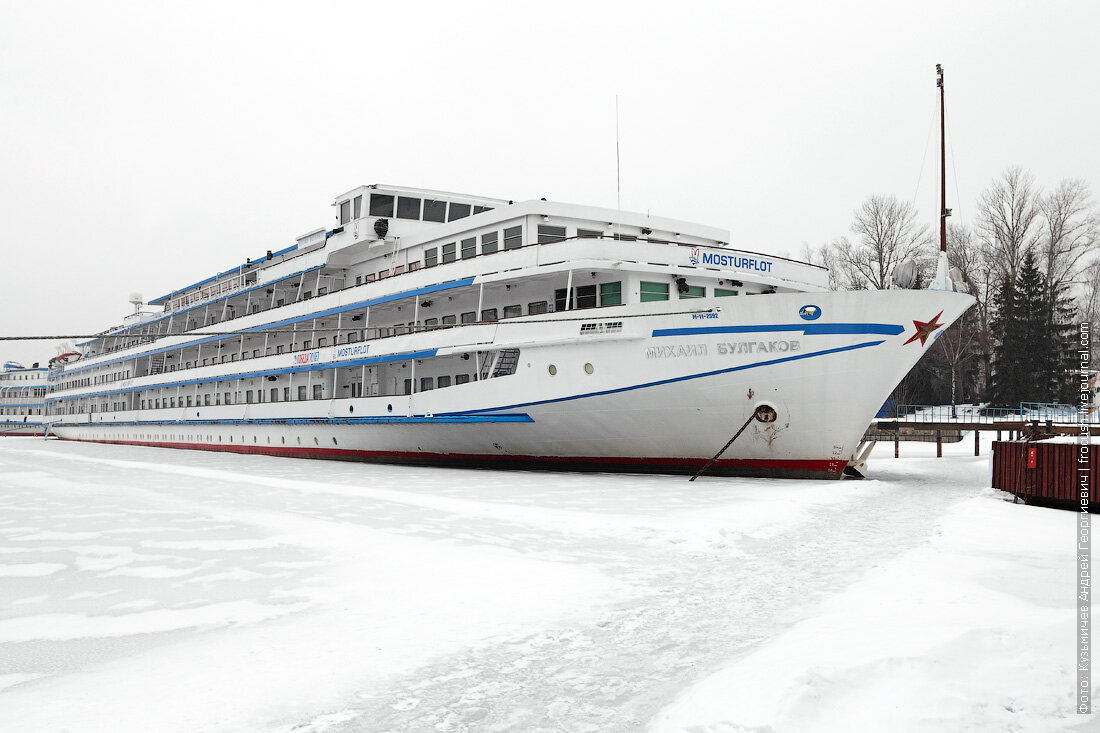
[652, 323, 905, 337]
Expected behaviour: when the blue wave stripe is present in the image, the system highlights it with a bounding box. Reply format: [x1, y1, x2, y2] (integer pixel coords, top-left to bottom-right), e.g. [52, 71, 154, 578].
[443, 339, 886, 416]
[652, 323, 905, 338]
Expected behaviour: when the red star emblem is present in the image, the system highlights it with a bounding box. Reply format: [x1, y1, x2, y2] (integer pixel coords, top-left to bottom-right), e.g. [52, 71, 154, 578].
[903, 311, 944, 346]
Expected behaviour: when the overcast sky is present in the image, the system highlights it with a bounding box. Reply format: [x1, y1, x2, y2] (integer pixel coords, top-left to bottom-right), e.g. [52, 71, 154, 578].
[1, 0, 1097, 366]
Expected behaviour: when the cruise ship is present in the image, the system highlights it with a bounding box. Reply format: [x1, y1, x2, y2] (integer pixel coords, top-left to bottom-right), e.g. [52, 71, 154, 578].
[1, 361, 48, 436]
[44, 184, 974, 478]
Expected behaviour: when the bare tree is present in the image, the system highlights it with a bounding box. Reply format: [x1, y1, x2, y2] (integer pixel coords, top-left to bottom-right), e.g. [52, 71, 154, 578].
[798, 241, 845, 290]
[830, 195, 933, 289]
[975, 166, 1043, 285]
[946, 224, 995, 393]
[1079, 258, 1100, 360]
[1039, 178, 1099, 296]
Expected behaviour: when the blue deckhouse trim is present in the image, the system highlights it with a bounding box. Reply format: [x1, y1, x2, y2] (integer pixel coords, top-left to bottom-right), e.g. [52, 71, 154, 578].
[63, 276, 476, 376]
[147, 244, 300, 305]
[46, 349, 439, 402]
[53, 413, 533, 428]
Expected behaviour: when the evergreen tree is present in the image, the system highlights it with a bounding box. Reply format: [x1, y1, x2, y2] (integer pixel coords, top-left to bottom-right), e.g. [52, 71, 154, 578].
[987, 250, 1078, 407]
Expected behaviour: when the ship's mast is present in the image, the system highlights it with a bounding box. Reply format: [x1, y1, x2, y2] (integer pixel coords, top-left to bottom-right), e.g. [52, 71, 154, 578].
[938, 63, 948, 254]
[932, 63, 953, 290]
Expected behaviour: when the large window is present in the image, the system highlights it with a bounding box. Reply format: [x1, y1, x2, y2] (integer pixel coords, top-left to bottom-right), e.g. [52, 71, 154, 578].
[575, 285, 597, 309]
[397, 196, 421, 220]
[600, 281, 622, 306]
[578, 228, 602, 238]
[640, 281, 670, 302]
[528, 301, 548, 315]
[424, 247, 438, 268]
[423, 199, 447, 222]
[352, 195, 362, 219]
[503, 304, 522, 319]
[503, 226, 522, 250]
[481, 232, 498, 254]
[537, 225, 566, 243]
[461, 237, 477, 259]
[339, 200, 351, 225]
[680, 285, 706, 299]
[420, 377, 434, 391]
[473, 205, 493, 215]
[442, 242, 456, 263]
[437, 375, 452, 388]
[481, 308, 498, 321]
[461, 311, 477, 323]
[715, 288, 739, 297]
[448, 203, 471, 221]
[369, 194, 394, 217]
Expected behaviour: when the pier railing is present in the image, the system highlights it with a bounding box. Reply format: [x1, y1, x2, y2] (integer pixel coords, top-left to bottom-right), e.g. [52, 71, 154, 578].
[894, 402, 1099, 425]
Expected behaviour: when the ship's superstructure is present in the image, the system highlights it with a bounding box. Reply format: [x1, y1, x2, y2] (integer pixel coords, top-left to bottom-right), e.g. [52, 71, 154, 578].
[44, 184, 973, 477]
[1, 362, 48, 436]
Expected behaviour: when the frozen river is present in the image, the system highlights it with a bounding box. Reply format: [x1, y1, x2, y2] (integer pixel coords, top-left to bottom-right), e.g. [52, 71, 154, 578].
[0, 436, 1085, 732]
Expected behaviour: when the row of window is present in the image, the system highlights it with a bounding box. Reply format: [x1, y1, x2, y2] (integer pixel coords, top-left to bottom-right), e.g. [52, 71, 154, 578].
[639, 282, 739, 302]
[339, 193, 494, 226]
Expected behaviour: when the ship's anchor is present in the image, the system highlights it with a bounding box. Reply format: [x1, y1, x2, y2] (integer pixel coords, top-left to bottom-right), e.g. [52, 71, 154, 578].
[689, 403, 778, 481]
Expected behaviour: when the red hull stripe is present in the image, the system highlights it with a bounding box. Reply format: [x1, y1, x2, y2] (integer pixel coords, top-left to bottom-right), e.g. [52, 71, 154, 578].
[57, 437, 845, 478]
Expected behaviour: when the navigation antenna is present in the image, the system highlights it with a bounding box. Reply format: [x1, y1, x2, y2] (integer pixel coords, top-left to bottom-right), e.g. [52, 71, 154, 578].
[931, 63, 954, 291]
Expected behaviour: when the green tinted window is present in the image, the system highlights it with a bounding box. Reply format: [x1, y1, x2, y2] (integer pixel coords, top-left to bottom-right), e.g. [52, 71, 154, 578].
[640, 282, 669, 302]
[715, 288, 739, 297]
[681, 285, 705, 299]
[600, 281, 622, 306]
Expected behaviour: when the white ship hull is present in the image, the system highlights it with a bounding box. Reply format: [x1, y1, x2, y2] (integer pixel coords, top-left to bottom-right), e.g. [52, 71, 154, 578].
[51, 290, 973, 478]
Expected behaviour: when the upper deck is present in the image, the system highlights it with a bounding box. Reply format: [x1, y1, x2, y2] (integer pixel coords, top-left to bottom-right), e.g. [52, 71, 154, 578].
[65, 185, 829, 367]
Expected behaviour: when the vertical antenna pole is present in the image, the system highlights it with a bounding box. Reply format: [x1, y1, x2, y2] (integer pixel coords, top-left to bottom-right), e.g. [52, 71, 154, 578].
[937, 64, 947, 254]
[615, 95, 621, 212]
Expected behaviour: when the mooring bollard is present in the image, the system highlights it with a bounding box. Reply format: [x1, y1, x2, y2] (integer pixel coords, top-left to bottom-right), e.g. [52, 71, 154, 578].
[936, 429, 942, 457]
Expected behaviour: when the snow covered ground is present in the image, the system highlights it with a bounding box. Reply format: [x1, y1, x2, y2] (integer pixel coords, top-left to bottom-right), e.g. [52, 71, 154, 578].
[0, 435, 1087, 732]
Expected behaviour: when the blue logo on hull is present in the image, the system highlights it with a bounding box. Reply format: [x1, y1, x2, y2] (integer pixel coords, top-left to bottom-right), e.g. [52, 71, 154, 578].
[799, 305, 822, 321]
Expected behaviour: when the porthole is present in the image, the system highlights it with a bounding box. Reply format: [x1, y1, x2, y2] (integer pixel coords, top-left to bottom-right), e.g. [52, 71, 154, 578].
[253, 436, 257, 443]
[387, 404, 393, 413]
[332, 437, 338, 446]
[267, 436, 271, 444]
[313, 436, 319, 446]
[584, 363, 594, 375]
[548, 365, 557, 376]
[349, 405, 354, 413]
[297, 436, 302, 445]
[281, 436, 286, 444]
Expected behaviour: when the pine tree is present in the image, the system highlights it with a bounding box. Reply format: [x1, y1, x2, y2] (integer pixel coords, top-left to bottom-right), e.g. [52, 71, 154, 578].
[988, 251, 1078, 407]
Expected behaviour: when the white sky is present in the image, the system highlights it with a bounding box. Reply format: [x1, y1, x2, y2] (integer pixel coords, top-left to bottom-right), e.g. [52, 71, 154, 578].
[1, 0, 1097, 366]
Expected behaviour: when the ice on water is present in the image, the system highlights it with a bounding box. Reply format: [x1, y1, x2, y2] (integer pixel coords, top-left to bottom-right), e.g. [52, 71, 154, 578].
[0, 436, 1082, 731]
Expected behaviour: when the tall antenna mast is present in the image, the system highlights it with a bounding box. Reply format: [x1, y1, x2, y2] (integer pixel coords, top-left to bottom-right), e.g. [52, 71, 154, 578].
[616, 93, 624, 210]
[937, 64, 950, 253]
[931, 63, 953, 291]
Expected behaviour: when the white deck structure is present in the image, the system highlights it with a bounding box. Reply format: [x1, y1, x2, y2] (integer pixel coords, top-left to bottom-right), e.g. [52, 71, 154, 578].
[1, 362, 48, 436]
